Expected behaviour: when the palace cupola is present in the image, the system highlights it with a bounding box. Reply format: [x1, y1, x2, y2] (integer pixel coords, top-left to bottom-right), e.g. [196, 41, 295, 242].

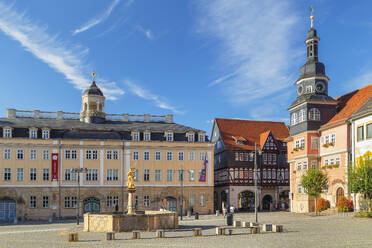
[80, 72, 106, 123]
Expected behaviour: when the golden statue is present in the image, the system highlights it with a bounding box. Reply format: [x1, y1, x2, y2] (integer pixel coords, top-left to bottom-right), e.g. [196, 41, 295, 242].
[127, 168, 136, 189]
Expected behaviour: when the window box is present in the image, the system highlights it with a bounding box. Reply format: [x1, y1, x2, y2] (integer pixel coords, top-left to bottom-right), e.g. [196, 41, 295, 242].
[322, 142, 334, 148]
[293, 146, 304, 152]
[333, 163, 340, 168]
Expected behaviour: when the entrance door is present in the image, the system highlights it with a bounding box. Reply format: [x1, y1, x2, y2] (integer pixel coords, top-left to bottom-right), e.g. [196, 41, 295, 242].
[336, 187, 344, 204]
[166, 197, 177, 212]
[238, 191, 255, 211]
[262, 195, 273, 211]
[83, 197, 100, 213]
[0, 200, 16, 222]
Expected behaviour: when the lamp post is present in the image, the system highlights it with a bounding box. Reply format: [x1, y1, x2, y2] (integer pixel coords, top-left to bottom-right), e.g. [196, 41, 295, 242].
[72, 168, 87, 225]
[180, 164, 184, 220]
[253, 143, 262, 224]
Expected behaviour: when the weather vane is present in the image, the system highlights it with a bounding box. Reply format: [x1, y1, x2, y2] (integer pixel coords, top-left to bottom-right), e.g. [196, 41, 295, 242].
[92, 71, 96, 80]
[309, 6, 314, 28]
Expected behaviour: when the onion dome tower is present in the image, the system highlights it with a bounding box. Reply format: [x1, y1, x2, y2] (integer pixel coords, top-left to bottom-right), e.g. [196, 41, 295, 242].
[80, 72, 106, 123]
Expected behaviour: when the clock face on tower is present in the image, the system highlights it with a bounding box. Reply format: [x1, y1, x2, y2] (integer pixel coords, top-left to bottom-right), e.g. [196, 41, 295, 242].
[315, 81, 326, 93]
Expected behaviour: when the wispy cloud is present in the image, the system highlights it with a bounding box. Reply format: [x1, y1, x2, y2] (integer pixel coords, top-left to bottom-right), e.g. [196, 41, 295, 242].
[136, 25, 154, 40]
[73, 0, 121, 35]
[124, 80, 183, 114]
[197, 0, 301, 103]
[0, 2, 124, 100]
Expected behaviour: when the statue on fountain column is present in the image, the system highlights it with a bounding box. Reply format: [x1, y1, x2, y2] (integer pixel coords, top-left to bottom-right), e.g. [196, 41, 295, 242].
[127, 168, 136, 189]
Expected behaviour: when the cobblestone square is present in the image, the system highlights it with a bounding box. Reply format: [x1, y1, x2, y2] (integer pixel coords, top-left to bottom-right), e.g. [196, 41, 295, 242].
[0, 212, 371, 248]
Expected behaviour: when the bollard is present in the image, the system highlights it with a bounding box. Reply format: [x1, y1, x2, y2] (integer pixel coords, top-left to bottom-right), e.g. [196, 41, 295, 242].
[250, 222, 259, 227]
[106, 232, 115, 240]
[242, 221, 250, 228]
[251, 227, 260, 234]
[193, 228, 202, 236]
[68, 233, 78, 242]
[132, 231, 141, 239]
[156, 230, 165, 238]
[262, 224, 272, 232]
[273, 225, 283, 233]
[215, 210, 220, 216]
[233, 220, 241, 227]
[195, 212, 199, 220]
[226, 213, 233, 226]
[216, 227, 225, 235]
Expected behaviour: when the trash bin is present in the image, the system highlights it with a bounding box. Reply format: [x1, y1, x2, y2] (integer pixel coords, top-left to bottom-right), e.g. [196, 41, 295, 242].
[195, 212, 199, 220]
[226, 213, 233, 226]
[187, 210, 191, 217]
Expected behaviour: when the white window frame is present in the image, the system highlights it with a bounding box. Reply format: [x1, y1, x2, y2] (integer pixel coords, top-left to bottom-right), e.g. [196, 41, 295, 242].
[3, 148, 11, 160]
[166, 151, 173, 161]
[16, 149, 24, 160]
[42, 149, 50, 160]
[3, 128, 12, 138]
[3, 168, 11, 181]
[189, 169, 195, 182]
[198, 133, 205, 142]
[132, 132, 140, 141]
[178, 152, 184, 161]
[155, 151, 161, 161]
[30, 196, 36, 208]
[144, 132, 151, 141]
[144, 169, 150, 182]
[188, 133, 195, 142]
[144, 151, 150, 161]
[30, 168, 37, 181]
[30, 129, 37, 139]
[144, 195, 150, 207]
[166, 132, 173, 142]
[30, 149, 37, 160]
[155, 169, 161, 182]
[42, 129, 50, 139]
[43, 168, 49, 181]
[199, 151, 205, 161]
[133, 151, 139, 161]
[16, 168, 24, 181]
[166, 169, 173, 182]
[42, 196, 49, 208]
[189, 152, 195, 161]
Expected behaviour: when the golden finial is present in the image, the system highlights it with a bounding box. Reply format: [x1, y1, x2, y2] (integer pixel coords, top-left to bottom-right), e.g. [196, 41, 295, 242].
[92, 71, 96, 80]
[309, 6, 314, 28]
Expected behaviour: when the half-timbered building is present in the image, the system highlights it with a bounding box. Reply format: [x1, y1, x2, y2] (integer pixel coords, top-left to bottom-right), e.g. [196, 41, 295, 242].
[211, 118, 290, 211]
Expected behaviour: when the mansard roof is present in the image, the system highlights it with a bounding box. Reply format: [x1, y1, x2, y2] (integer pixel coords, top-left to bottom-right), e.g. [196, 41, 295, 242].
[0, 117, 201, 133]
[324, 84, 372, 127]
[215, 118, 289, 151]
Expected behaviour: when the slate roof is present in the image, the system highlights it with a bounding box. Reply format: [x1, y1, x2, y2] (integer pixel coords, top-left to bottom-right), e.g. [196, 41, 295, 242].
[323, 84, 372, 127]
[0, 117, 201, 132]
[215, 118, 289, 151]
[83, 81, 104, 96]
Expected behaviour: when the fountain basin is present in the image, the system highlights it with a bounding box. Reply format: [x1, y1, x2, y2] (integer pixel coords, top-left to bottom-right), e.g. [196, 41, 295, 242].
[83, 211, 178, 232]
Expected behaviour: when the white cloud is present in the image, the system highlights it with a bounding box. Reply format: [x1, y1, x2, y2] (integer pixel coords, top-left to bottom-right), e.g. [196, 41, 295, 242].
[0, 2, 124, 100]
[73, 0, 121, 35]
[197, 0, 301, 103]
[343, 69, 372, 93]
[136, 25, 154, 40]
[124, 80, 183, 114]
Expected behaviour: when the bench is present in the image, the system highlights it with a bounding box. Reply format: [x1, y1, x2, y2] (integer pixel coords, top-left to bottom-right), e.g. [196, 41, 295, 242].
[233, 220, 241, 227]
[132, 231, 141, 239]
[156, 230, 165, 238]
[216, 227, 225, 235]
[106, 232, 115, 240]
[262, 224, 272, 232]
[68, 233, 78, 242]
[273, 225, 283, 233]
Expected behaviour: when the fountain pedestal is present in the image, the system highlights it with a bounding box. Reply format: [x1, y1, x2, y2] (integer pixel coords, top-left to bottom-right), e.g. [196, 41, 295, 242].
[127, 188, 136, 215]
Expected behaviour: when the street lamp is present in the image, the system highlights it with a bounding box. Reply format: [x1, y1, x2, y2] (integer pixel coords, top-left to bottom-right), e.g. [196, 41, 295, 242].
[180, 163, 184, 220]
[251, 143, 262, 224]
[71, 168, 87, 225]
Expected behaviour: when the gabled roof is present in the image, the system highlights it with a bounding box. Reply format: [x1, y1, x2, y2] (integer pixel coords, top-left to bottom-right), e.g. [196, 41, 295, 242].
[349, 96, 372, 120]
[215, 118, 289, 151]
[259, 131, 271, 149]
[323, 84, 372, 127]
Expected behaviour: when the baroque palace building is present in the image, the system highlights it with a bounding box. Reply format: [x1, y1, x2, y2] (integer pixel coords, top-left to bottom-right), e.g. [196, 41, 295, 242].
[287, 14, 372, 212]
[0, 78, 213, 221]
[211, 118, 290, 212]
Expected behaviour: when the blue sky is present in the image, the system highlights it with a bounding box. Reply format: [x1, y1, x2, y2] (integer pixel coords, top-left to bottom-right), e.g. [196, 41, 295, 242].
[0, 1, 372, 135]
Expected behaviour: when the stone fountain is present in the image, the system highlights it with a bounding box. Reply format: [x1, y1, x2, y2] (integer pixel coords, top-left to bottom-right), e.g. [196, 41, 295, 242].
[83, 168, 178, 233]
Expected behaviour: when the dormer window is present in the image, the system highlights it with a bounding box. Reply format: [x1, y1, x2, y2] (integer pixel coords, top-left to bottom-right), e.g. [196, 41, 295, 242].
[132, 132, 140, 141]
[30, 129, 38, 139]
[42, 129, 50, 139]
[198, 133, 205, 142]
[3, 128, 12, 138]
[188, 133, 195, 142]
[232, 136, 246, 145]
[144, 132, 151, 141]
[166, 132, 173, 142]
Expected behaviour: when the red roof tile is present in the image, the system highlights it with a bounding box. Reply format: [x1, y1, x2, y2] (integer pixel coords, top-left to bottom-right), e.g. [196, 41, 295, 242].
[259, 131, 271, 149]
[215, 118, 289, 151]
[325, 84, 372, 126]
